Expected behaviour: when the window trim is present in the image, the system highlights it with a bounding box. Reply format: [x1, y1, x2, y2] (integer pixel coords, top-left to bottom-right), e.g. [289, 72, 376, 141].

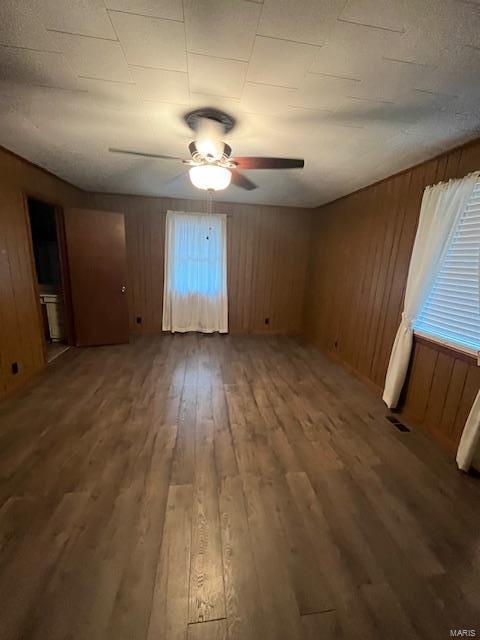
[414, 330, 479, 365]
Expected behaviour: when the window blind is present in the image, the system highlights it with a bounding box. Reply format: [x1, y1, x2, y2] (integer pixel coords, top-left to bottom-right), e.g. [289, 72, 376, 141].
[414, 180, 480, 354]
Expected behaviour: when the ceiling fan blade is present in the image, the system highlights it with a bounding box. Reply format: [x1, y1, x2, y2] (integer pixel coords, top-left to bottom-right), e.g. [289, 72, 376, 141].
[233, 157, 304, 170]
[109, 147, 184, 161]
[231, 169, 257, 191]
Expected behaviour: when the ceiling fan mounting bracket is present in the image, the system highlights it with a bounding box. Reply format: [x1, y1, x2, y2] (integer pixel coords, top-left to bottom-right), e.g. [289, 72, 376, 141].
[184, 108, 236, 134]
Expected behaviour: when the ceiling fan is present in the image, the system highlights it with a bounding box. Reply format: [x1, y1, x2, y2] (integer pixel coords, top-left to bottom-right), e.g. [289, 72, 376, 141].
[109, 108, 304, 192]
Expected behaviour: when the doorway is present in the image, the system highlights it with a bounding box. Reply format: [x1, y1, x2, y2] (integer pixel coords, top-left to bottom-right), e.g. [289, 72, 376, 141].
[27, 197, 71, 363]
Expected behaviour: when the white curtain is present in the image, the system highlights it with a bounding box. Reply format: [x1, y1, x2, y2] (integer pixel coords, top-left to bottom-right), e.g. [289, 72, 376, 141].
[457, 392, 480, 472]
[162, 211, 228, 333]
[382, 173, 478, 409]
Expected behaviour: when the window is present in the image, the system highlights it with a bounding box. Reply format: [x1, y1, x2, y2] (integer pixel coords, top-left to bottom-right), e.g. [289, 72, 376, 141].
[171, 213, 224, 297]
[162, 211, 228, 333]
[414, 180, 480, 354]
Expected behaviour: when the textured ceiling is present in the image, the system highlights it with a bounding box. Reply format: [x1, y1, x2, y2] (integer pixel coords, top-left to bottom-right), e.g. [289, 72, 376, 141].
[1, 0, 479, 207]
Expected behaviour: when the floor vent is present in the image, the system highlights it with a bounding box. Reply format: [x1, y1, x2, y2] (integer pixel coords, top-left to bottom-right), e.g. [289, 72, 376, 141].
[386, 415, 410, 432]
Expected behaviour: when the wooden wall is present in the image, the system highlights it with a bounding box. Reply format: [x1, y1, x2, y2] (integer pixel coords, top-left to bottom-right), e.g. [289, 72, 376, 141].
[304, 138, 480, 454]
[0, 147, 86, 398]
[3, 134, 479, 459]
[87, 193, 312, 335]
[0, 144, 310, 402]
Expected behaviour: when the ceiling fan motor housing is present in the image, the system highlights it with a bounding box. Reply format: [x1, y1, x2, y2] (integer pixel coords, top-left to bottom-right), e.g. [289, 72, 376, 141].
[188, 140, 233, 165]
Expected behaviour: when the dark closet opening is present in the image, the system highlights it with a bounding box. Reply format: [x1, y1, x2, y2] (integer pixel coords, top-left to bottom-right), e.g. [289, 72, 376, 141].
[27, 197, 70, 363]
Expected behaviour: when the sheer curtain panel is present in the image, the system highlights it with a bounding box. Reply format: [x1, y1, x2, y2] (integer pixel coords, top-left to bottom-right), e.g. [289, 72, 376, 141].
[382, 173, 479, 409]
[457, 392, 480, 472]
[162, 211, 228, 333]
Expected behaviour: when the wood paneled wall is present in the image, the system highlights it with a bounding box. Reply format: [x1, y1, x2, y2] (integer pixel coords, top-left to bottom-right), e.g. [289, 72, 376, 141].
[3, 135, 480, 460]
[87, 193, 312, 335]
[0, 147, 86, 398]
[304, 139, 480, 454]
[0, 145, 310, 401]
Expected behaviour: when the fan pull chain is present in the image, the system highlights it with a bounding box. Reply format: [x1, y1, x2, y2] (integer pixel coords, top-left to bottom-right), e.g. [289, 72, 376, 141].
[206, 188, 214, 215]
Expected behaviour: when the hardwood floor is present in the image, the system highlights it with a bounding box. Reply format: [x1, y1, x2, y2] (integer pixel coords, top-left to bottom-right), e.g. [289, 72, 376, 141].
[0, 334, 479, 639]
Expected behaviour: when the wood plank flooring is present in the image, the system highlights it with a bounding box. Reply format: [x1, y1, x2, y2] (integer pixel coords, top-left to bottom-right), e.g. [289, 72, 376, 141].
[0, 334, 479, 639]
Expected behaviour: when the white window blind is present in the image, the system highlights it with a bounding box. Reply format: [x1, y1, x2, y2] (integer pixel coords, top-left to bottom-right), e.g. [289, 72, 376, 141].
[414, 180, 480, 354]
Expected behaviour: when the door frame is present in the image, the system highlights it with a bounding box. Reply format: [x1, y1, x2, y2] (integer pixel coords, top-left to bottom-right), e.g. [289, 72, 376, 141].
[22, 193, 76, 364]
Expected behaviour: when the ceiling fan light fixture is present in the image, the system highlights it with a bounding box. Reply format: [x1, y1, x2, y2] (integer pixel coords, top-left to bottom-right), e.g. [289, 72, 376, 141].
[189, 164, 232, 191]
